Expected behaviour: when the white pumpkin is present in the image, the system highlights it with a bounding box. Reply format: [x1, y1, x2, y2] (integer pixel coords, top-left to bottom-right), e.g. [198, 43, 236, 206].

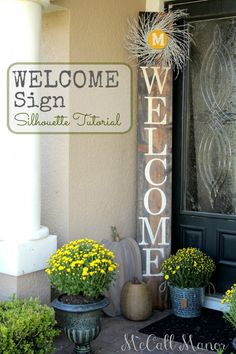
[101, 226, 142, 317]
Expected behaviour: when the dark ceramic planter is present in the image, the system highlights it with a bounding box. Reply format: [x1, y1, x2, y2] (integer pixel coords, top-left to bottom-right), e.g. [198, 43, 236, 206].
[52, 295, 109, 354]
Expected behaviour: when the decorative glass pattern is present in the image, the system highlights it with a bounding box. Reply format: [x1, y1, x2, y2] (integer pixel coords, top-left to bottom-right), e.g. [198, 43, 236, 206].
[184, 18, 236, 214]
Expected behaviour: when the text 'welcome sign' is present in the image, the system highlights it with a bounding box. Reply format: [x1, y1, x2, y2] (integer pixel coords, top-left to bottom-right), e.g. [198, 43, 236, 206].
[8, 63, 131, 134]
[137, 66, 172, 308]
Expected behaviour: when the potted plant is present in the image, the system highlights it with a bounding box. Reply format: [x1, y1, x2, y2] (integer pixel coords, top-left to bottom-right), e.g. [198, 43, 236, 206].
[222, 284, 236, 349]
[46, 238, 118, 354]
[161, 247, 215, 318]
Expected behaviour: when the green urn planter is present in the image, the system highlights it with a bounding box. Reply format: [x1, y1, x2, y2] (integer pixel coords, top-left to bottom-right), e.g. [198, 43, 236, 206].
[52, 295, 109, 354]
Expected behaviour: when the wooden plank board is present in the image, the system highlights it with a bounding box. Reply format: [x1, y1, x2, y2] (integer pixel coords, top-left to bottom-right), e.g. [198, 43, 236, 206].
[136, 25, 173, 309]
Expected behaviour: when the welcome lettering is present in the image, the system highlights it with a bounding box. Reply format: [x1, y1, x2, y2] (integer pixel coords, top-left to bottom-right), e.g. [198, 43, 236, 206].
[137, 66, 172, 279]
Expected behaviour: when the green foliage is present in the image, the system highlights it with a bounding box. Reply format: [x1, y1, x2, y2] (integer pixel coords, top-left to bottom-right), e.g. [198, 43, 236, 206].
[223, 284, 236, 329]
[161, 248, 215, 288]
[46, 238, 118, 299]
[216, 350, 224, 354]
[0, 297, 59, 354]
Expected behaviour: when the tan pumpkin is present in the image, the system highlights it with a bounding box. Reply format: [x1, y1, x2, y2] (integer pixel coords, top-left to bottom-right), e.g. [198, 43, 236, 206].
[121, 278, 153, 321]
[101, 226, 142, 317]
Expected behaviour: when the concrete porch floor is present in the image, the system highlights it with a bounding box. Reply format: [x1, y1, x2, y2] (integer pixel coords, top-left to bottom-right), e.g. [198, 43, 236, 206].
[54, 310, 216, 354]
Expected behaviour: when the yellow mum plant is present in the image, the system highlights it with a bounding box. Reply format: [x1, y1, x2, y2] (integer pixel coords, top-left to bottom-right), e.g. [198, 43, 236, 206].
[46, 239, 118, 300]
[222, 284, 236, 329]
[161, 248, 215, 288]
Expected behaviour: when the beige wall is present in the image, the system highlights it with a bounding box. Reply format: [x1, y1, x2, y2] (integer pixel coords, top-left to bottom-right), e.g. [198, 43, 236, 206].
[41, 9, 70, 246]
[41, 0, 146, 245]
[68, 0, 146, 242]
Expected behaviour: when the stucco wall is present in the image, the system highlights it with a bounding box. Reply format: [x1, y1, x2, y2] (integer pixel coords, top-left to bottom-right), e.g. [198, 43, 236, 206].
[41, 0, 146, 245]
[68, 0, 146, 242]
[40, 9, 70, 246]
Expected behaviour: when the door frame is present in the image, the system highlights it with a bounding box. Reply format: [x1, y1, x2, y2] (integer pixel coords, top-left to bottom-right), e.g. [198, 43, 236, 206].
[165, 0, 236, 310]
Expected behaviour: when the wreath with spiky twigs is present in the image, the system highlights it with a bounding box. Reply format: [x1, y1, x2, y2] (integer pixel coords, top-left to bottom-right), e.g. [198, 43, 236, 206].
[125, 10, 192, 74]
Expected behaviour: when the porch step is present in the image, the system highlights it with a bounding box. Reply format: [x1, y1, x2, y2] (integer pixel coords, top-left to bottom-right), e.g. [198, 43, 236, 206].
[204, 295, 229, 312]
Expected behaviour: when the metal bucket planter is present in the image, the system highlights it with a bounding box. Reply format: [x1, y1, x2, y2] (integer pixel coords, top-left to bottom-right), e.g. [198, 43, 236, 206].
[232, 338, 236, 350]
[169, 286, 205, 318]
[52, 296, 109, 354]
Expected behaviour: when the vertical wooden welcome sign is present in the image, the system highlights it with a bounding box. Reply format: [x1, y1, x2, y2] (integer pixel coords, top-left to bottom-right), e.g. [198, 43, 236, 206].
[137, 59, 172, 308]
[126, 8, 189, 309]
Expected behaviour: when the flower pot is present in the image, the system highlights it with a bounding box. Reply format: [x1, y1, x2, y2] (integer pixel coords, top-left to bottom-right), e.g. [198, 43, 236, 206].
[169, 286, 205, 318]
[121, 281, 152, 321]
[52, 295, 109, 354]
[232, 337, 236, 349]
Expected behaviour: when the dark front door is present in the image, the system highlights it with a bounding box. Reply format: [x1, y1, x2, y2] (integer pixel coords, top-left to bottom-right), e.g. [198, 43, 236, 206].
[167, 0, 236, 292]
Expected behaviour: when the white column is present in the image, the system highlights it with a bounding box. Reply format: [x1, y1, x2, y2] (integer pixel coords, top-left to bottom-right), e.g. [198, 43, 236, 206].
[0, 0, 57, 276]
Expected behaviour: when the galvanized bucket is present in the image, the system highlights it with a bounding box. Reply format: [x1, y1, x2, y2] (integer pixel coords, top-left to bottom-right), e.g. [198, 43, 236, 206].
[232, 337, 236, 350]
[169, 286, 205, 318]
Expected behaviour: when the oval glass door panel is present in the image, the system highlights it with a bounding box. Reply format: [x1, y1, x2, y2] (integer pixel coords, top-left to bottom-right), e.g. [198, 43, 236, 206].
[184, 18, 236, 215]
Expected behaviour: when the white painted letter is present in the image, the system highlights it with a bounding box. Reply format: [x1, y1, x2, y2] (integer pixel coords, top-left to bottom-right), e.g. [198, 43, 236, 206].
[144, 127, 167, 156]
[145, 158, 167, 186]
[152, 33, 164, 46]
[142, 248, 164, 276]
[144, 187, 166, 215]
[144, 96, 167, 124]
[141, 66, 171, 95]
[139, 216, 170, 246]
